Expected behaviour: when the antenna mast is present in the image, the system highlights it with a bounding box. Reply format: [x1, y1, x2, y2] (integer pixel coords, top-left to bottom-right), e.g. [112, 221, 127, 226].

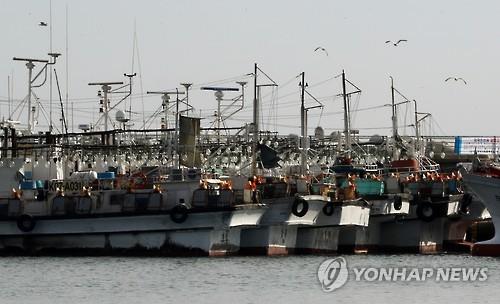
[181, 83, 193, 115]
[124, 73, 137, 121]
[147, 90, 185, 168]
[88, 81, 123, 143]
[300, 72, 306, 175]
[13, 57, 50, 133]
[251, 63, 258, 176]
[341, 70, 351, 156]
[200, 86, 239, 145]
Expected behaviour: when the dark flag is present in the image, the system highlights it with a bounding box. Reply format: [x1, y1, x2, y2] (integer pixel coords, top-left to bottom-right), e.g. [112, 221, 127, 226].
[179, 115, 201, 167]
[258, 144, 281, 169]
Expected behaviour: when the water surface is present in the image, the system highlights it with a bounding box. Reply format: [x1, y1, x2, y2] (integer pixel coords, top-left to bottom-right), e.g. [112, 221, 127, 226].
[0, 254, 497, 304]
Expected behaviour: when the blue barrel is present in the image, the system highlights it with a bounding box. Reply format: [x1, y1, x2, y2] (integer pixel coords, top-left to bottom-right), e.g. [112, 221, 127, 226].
[35, 180, 44, 189]
[20, 181, 36, 190]
[97, 172, 115, 179]
[24, 171, 33, 180]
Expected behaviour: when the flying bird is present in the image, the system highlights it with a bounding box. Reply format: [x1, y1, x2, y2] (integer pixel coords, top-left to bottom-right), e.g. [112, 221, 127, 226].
[385, 39, 407, 46]
[445, 77, 467, 84]
[39, 21, 47, 26]
[314, 47, 328, 56]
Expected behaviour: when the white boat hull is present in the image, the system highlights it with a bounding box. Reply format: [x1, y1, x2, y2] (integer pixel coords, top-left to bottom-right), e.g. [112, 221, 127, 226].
[463, 173, 500, 255]
[0, 206, 267, 256]
[338, 194, 468, 254]
[240, 196, 370, 255]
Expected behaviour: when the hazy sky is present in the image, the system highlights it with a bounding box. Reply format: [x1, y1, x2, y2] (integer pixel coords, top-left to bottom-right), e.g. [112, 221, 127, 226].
[0, 0, 498, 137]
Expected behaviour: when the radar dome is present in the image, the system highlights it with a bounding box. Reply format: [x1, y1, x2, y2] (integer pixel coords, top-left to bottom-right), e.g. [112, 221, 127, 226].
[314, 127, 324, 140]
[115, 110, 128, 122]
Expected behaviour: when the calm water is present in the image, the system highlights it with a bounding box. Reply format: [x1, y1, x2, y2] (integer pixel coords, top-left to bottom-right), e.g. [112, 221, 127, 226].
[0, 254, 498, 304]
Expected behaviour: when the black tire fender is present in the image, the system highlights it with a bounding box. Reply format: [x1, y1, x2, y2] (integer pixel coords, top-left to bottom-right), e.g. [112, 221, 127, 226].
[322, 202, 334, 216]
[393, 195, 403, 211]
[292, 198, 309, 217]
[17, 214, 36, 232]
[416, 201, 435, 222]
[170, 204, 189, 224]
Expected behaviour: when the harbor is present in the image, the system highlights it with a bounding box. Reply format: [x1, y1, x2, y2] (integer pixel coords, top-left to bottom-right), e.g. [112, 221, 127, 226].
[1, 1, 499, 303]
[0, 63, 496, 257]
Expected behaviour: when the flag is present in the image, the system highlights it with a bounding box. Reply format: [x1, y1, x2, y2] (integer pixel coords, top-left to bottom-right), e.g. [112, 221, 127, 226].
[179, 116, 201, 167]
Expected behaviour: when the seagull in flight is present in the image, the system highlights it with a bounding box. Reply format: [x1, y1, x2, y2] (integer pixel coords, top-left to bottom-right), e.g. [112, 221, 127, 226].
[385, 39, 407, 46]
[314, 47, 328, 56]
[445, 77, 467, 84]
[39, 21, 47, 26]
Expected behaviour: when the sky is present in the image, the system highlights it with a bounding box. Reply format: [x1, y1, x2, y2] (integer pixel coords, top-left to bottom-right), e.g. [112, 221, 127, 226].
[0, 0, 498, 137]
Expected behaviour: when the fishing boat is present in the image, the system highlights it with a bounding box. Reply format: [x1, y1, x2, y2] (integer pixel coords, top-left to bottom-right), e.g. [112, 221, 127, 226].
[237, 69, 371, 255]
[0, 154, 268, 256]
[0, 59, 268, 256]
[462, 158, 500, 256]
[330, 76, 468, 253]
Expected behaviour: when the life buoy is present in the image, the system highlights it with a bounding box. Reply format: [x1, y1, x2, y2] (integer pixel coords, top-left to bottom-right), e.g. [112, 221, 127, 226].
[416, 201, 435, 222]
[322, 202, 334, 216]
[170, 204, 188, 223]
[131, 172, 148, 190]
[17, 214, 36, 232]
[393, 195, 403, 211]
[292, 198, 308, 217]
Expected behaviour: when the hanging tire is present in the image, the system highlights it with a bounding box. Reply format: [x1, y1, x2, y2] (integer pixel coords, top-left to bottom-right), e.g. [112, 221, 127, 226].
[322, 202, 334, 216]
[292, 198, 309, 217]
[416, 201, 435, 222]
[170, 204, 188, 223]
[17, 214, 36, 232]
[393, 195, 403, 211]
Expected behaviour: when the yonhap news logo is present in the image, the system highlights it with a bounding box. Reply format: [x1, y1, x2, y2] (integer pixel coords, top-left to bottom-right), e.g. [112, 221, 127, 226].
[317, 257, 349, 292]
[317, 257, 488, 292]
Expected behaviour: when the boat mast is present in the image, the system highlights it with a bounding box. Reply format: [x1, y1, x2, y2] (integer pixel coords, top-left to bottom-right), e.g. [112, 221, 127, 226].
[49, 0, 53, 132]
[414, 99, 419, 153]
[147, 90, 185, 167]
[299, 72, 322, 175]
[181, 83, 193, 115]
[341, 70, 351, 157]
[175, 88, 180, 169]
[251, 63, 258, 176]
[300, 72, 307, 175]
[13, 57, 49, 133]
[413, 100, 431, 156]
[390, 76, 398, 138]
[250, 64, 277, 176]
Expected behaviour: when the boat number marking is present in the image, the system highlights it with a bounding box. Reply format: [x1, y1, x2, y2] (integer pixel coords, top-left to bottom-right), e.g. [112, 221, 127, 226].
[48, 181, 89, 192]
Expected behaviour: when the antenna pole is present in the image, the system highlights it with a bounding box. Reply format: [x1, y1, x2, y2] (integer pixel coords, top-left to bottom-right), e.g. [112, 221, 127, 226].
[27, 62, 35, 133]
[163, 94, 169, 130]
[147, 90, 185, 165]
[103, 84, 110, 133]
[300, 72, 306, 175]
[13, 57, 50, 133]
[414, 99, 419, 154]
[88, 81, 123, 142]
[49, 0, 53, 132]
[54, 69, 68, 135]
[217, 91, 222, 144]
[124, 73, 137, 121]
[181, 83, 193, 115]
[390, 76, 398, 138]
[65, 3, 70, 132]
[342, 70, 351, 156]
[7, 76, 10, 120]
[175, 88, 180, 169]
[251, 63, 258, 176]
